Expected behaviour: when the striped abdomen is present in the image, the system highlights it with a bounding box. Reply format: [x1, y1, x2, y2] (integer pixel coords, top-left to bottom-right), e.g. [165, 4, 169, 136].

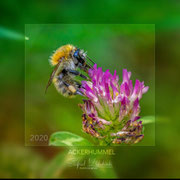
[53, 74, 78, 97]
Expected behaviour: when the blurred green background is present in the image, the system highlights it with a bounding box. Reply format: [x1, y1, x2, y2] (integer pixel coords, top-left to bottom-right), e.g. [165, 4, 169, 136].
[0, 0, 180, 178]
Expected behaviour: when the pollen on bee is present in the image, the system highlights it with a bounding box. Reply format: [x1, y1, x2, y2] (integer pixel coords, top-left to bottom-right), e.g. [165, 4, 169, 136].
[68, 85, 76, 93]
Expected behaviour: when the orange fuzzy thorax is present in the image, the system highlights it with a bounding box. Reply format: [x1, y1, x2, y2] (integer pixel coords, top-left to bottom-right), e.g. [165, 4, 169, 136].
[50, 44, 75, 66]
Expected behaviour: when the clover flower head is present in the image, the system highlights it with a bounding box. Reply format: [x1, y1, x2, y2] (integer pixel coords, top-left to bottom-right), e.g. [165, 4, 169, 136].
[79, 64, 149, 145]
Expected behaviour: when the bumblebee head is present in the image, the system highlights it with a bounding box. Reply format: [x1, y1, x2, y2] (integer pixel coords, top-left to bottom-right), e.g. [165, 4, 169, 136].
[73, 47, 95, 71]
[73, 48, 87, 64]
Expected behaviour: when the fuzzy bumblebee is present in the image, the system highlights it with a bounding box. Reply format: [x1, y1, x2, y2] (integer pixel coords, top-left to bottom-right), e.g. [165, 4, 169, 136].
[46, 44, 95, 97]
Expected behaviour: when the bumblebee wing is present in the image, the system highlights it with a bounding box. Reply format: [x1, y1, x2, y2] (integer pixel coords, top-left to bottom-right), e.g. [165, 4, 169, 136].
[45, 58, 63, 94]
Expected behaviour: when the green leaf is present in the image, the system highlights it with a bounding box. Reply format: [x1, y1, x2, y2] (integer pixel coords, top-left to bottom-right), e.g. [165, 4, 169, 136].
[49, 131, 93, 146]
[140, 116, 155, 125]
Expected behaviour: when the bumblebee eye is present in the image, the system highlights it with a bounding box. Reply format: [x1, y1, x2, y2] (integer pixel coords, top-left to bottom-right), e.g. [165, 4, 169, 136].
[73, 49, 80, 58]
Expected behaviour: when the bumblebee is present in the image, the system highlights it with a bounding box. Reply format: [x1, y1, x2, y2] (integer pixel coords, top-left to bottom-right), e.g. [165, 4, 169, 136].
[45, 44, 94, 97]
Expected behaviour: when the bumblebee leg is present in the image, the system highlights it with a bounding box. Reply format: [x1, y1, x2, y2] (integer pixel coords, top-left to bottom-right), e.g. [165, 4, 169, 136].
[74, 81, 85, 96]
[67, 69, 90, 80]
[78, 63, 91, 74]
[63, 81, 84, 96]
[74, 80, 82, 88]
[75, 89, 84, 96]
[68, 80, 85, 96]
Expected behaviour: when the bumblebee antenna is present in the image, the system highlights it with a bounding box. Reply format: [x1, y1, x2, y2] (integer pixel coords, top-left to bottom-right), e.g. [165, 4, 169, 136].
[87, 56, 95, 64]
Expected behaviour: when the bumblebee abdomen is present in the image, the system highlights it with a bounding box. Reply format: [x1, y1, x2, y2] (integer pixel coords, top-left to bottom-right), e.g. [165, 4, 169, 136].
[53, 77, 75, 97]
[50, 44, 75, 66]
